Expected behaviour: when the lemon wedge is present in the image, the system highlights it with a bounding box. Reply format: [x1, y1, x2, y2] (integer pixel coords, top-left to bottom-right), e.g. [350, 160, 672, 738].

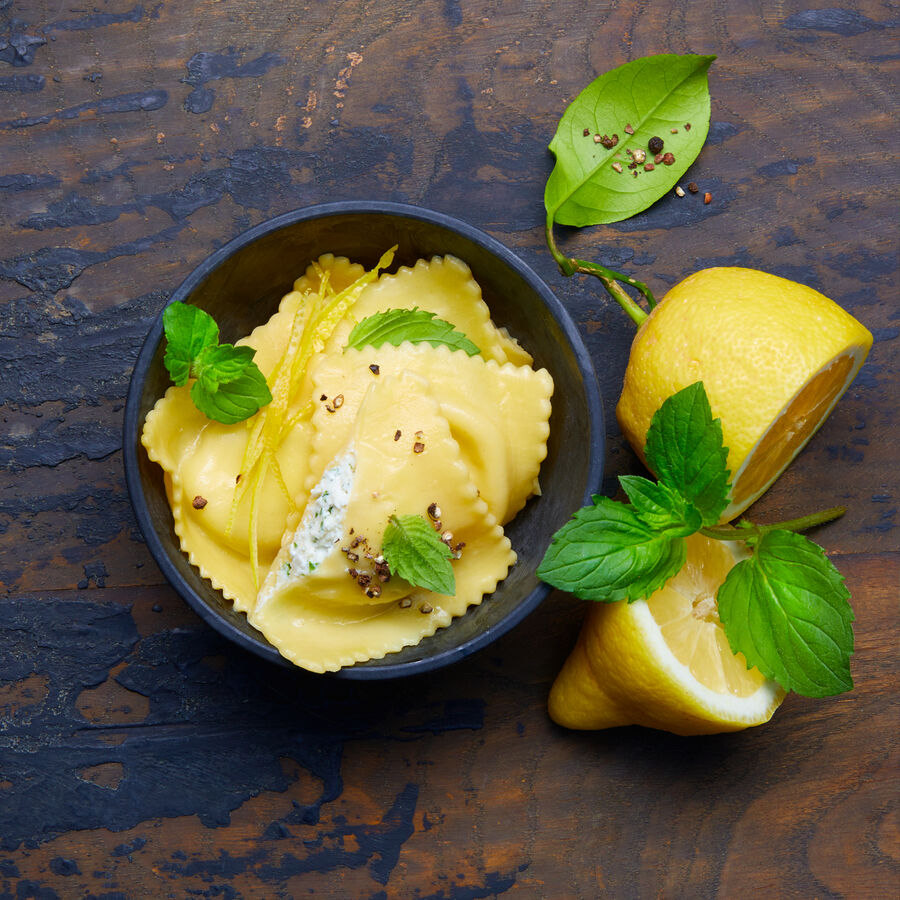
[616, 267, 872, 521]
[548, 534, 786, 735]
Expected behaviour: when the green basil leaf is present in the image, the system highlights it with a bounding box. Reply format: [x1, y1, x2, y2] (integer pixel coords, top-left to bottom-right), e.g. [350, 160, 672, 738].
[545, 54, 715, 226]
[194, 343, 258, 391]
[717, 530, 854, 697]
[619, 475, 702, 534]
[537, 496, 687, 603]
[643, 382, 730, 525]
[382, 514, 456, 596]
[162, 303, 219, 386]
[190, 364, 273, 425]
[346, 308, 480, 356]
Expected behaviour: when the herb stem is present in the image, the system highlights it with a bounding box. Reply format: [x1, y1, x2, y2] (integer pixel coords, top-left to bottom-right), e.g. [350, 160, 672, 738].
[544, 215, 652, 327]
[571, 258, 655, 320]
[701, 506, 847, 542]
[545, 213, 575, 275]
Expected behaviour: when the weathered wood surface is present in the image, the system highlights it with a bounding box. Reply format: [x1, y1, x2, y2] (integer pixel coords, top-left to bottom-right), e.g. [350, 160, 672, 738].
[0, 1, 897, 897]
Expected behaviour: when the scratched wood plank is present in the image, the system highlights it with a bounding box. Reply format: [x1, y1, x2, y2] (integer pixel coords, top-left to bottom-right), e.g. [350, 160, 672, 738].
[1, 0, 898, 897]
[0, 553, 896, 896]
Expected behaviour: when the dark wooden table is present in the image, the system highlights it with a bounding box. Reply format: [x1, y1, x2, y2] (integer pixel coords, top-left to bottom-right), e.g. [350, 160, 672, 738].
[1, 2, 897, 897]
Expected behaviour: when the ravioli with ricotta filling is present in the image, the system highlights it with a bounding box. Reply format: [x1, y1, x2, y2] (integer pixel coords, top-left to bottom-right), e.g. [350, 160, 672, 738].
[142, 251, 553, 671]
[250, 370, 515, 672]
[308, 343, 552, 525]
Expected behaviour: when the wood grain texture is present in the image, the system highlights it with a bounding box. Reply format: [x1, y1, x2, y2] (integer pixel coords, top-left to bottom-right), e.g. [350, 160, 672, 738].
[1, 0, 897, 897]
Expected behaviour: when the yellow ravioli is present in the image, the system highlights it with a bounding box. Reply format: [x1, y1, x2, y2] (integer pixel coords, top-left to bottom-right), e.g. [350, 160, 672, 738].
[292, 253, 367, 296]
[250, 370, 515, 673]
[143, 252, 551, 671]
[141, 287, 320, 610]
[308, 343, 553, 524]
[143, 385, 312, 611]
[317, 255, 533, 366]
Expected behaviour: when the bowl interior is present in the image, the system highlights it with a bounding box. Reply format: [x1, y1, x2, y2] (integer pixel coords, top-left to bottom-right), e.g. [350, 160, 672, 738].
[125, 203, 603, 678]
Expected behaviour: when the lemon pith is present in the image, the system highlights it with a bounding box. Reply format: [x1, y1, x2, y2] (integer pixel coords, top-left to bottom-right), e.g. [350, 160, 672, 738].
[616, 267, 873, 521]
[548, 534, 785, 735]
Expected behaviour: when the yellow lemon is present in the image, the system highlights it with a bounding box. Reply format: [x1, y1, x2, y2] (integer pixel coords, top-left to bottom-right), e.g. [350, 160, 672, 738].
[548, 534, 786, 735]
[616, 268, 872, 521]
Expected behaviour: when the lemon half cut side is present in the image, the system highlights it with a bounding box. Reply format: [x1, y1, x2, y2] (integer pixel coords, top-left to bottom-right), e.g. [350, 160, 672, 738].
[548, 534, 786, 735]
[616, 267, 873, 522]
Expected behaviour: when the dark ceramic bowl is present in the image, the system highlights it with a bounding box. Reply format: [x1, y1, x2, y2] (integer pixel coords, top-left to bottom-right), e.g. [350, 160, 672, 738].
[124, 202, 603, 679]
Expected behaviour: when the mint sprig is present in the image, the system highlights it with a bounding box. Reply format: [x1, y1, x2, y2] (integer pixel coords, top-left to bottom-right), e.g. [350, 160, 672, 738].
[382, 514, 456, 596]
[162, 303, 272, 424]
[346, 308, 481, 356]
[538, 382, 854, 698]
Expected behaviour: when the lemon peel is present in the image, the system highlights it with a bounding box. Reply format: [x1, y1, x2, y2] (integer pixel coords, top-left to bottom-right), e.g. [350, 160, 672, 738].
[549, 534, 786, 735]
[616, 267, 872, 521]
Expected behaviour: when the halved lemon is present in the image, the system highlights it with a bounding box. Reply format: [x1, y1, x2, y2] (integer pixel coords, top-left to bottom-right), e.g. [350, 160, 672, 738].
[616, 267, 873, 521]
[548, 533, 786, 735]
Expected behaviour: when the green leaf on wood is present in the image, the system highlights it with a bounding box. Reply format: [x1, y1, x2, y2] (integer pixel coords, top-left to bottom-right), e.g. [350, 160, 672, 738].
[545, 54, 715, 226]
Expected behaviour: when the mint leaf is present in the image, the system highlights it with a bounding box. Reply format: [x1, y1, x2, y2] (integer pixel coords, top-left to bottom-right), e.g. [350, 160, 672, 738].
[619, 475, 702, 533]
[382, 514, 455, 596]
[644, 382, 730, 525]
[194, 343, 258, 391]
[163, 303, 219, 386]
[545, 54, 715, 226]
[537, 496, 688, 603]
[346, 308, 481, 356]
[190, 365, 272, 425]
[161, 302, 272, 424]
[717, 530, 854, 697]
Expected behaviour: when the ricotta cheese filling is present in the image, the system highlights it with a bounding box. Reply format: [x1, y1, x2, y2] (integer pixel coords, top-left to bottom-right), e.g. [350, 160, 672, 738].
[281, 447, 356, 580]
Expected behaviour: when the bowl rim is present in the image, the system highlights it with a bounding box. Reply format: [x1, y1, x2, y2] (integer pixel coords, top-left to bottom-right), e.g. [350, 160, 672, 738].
[123, 200, 604, 679]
